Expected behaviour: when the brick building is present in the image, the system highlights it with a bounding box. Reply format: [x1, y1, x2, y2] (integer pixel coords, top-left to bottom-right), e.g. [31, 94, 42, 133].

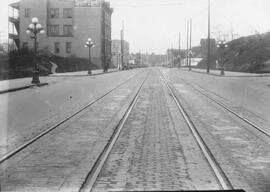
[111, 39, 129, 69]
[8, 0, 113, 68]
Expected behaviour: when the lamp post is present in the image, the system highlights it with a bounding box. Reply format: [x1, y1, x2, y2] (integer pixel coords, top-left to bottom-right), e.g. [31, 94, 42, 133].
[217, 40, 228, 75]
[85, 38, 95, 75]
[26, 17, 45, 84]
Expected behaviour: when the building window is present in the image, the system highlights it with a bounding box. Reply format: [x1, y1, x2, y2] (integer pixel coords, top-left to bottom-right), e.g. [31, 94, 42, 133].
[63, 25, 73, 36]
[49, 8, 59, 18]
[54, 42, 60, 53]
[66, 42, 71, 53]
[25, 8, 30, 18]
[48, 25, 59, 36]
[63, 8, 72, 18]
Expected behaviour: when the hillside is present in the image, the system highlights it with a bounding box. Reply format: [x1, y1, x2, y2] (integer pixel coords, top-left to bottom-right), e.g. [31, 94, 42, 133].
[198, 32, 270, 73]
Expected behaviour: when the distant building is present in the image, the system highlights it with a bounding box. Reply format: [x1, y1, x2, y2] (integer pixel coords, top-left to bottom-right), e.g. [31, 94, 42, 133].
[8, 0, 113, 68]
[200, 39, 217, 59]
[191, 46, 203, 58]
[166, 49, 182, 68]
[132, 53, 142, 66]
[129, 52, 167, 68]
[147, 53, 167, 67]
[111, 40, 129, 69]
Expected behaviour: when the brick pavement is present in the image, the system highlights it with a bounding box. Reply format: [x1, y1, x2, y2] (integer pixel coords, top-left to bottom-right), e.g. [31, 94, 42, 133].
[0, 69, 118, 94]
[0, 71, 148, 192]
[180, 67, 270, 77]
[0, 70, 137, 159]
[92, 70, 220, 191]
[165, 69, 270, 192]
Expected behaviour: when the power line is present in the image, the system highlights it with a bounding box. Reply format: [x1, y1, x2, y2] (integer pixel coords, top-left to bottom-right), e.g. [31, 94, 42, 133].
[111, 2, 182, 7]
[111, 0, 207, 8]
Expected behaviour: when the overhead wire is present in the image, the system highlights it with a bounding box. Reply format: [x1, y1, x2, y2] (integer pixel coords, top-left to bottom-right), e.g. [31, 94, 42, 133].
[110, 0, 206, 8]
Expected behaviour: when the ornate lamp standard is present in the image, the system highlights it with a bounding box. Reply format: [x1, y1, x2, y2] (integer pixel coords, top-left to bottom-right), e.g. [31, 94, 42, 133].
[26, 17, 45, 84]
[217, 40, 228, 75]
[85, 38, 95, 75]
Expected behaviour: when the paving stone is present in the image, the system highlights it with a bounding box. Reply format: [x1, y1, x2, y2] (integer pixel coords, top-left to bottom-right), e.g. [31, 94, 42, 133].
[0, 71, 148, 192]
[92, 71, 220, 191]
[166, 68, 270, 192]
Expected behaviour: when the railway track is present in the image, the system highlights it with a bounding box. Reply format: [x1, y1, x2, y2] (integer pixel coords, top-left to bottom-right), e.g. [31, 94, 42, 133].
[80, 70, 148, 192]
[1, 68, 246, 191]
[176, 75, 270, 139]
[192, 85, 270, 138]
[80, 70, 239, 192]
[0, 73, 138, 164]
[160, 72, 234, 191]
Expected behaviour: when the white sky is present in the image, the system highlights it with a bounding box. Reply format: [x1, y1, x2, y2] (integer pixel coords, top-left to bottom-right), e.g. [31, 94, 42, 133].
[1, 0, 270, 54]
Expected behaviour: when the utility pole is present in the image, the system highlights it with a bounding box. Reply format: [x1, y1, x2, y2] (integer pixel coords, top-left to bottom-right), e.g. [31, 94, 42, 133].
[186, 20, 189, 67]
[207, 0, 211, 73]
[0, 32, 2, 44]
[120, 20, 124, 70]
[171, 41, 173, 68]
[189, 19, 192, 71]
[178, 32, 181, 69]
[230, 23, 234, 40]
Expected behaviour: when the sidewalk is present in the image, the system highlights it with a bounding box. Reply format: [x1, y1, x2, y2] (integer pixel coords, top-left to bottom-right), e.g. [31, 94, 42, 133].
[180, 67, 270, 77]
[0, 69, 118, 94]
[49, 68, 117, 77]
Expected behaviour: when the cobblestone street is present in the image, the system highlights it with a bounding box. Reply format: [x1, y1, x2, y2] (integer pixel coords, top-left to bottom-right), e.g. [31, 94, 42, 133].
[1, 68, 270, 192]
[92, 70, 220, 191]
[0, 70, 149, 192]
[2, 0, 270, 190]
[163, 68, 270, 192]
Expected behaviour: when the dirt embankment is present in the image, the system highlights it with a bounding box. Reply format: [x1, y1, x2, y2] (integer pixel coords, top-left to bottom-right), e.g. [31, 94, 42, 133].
[198, 32, 270, 73]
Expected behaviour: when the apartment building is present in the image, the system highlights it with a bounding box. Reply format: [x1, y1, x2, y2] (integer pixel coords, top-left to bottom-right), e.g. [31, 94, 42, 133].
[9, 0, 113, 68]
[167, 49, 181, 68]
[111, 39, 129, 69]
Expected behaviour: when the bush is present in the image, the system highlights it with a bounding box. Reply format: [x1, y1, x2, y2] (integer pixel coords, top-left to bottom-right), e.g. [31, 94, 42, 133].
[0, 47, 52, 80]
[51, 56, 99, 73]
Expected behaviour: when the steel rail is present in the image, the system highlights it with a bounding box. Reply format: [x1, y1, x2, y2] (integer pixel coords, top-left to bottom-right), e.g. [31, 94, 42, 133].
[190, 85, 270, 138]
[174, 69, 270, 138]
[160, 72, 233, 190]
[0, 73, 138, 164]
[80, 72, 149, 192]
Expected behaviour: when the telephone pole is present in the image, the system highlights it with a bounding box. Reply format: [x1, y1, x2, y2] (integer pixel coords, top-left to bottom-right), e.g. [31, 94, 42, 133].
[189, 19, 192, 71]
[207, 0, 211, 73]
[186, 20, 189, 67]
[171, 41, 173, 68]
[178, 32, 181, 69]
[120, 21, 124, 70]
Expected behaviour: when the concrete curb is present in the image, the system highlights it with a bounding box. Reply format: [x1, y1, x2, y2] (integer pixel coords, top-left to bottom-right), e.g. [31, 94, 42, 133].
[180, 68, 270, 77]
[0, 69, 125, 94]
[180, 68, 224, 77]
[49, 69, 119, 78]
[0, 83, 48, 94]
[87, 69, 119, 77]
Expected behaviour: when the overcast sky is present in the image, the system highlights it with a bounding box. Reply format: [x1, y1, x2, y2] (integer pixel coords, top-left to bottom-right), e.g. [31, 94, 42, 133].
[1, 0, 270, 54]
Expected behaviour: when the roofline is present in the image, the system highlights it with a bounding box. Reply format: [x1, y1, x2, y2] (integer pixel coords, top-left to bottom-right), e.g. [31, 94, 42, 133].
[9, 1, 20, 10]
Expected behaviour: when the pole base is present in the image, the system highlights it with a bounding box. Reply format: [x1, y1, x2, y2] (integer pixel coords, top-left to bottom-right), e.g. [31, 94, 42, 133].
[31, 70, 40, 84]
[88, 70, 92, 75]
[221, 69, 225, 75]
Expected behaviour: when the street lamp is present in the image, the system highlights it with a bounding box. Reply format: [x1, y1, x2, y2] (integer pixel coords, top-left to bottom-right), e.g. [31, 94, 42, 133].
[217, 40, 228, 75]
[85, 38, 95, 75]
[26, 17, 45, 84]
